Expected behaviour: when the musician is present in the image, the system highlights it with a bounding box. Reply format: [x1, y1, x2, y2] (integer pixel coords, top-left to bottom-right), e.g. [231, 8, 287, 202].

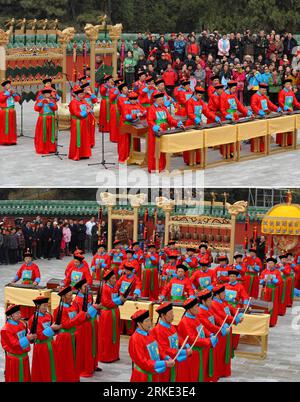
[175, 79, 193, 118]
[161, 253, 180, 287]
[243, 248, 262, 298]
[133, 70, 147, 93]
[224, 270, 250, 308]
[250, 82, 282, 152]
[28, 296, 61, 382]
[198, 242, 213, 265]
[182, 247, 200, 276]
[207, 83, 224, 123]
[190, 260, 217, 292]
[98, 270, 125, 363]
[73, 279, 101, 378]
[99, 74, 114, 132]
[109, 78, 122, 143]
[90, 241, 111, 281]
[63, 250, 93, 287]
[207, 75, 221, 99]
[0, 79, 21, 145]
[142, 243, 160, 300]
[81, 81, 98, 148]
[160, 240, 180, 262]
[68, 85, 92, 161]
[1, 304, 36, 382]
[34, 88, 58, 154]
[284, 253, 296, 307]
[276, 78, 300, 146]
[119, 91, 146, 163]
[109, 239, 126, 278]
[214, 255, 230, 284]
[183, 86, 220, 165]
[129, 309, 174, 382]
[151, 302, 192, 382]
[160, 264, 195, 302]
[36, 77, 60, 102]
[116, 261, 142, 299]
[147, 91, 184, 172]
[277, 254, 292, 316]
[119, 248, 141, 278]
[132, 241, 145, 273]
[53, 286, 89, 382]
[177, 297, 218, 382]
[154, 78, 174, 109]
[219, 80, 254, 158]
[138, 75, 156, 110]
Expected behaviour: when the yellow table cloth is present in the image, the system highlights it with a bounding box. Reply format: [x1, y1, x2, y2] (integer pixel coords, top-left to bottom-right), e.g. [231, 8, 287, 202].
[158, 129, 204, 153]
[232, 313, 270, 336]
[237, 120, 268, 141]
[204, 125, 237, 147]
[4, 286, 51, 307]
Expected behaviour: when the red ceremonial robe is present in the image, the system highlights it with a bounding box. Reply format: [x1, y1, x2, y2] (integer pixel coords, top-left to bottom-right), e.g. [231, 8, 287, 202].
[182, 255, 200, 277]
[63, 262, 93, 287]
[151, 320, 190, 382]
[259, 268, 283, 327]
[207, 92, 222, 123]
[99, 83, 110, 132]
[161, 261, 179, 288]
[142, 252, 159, 300]
[224, 281, 250, 308]
[293, 254, 300, 290]
[128, 328, 167, 382]
[0, 89, 20, 145]
[1, 319, 31, 382]
[277, 88, 300, 145]
[68, 99, 92, 160]
[65, 259, 90, 276]
[90, 252, 111, 280]
[109, 249, 126, 278]
[53, 302, 87, 382]
[34, 98, 57, 154]
[214, 264, 231, 284]
[278, 263, 294, 314]
[243, 255, 262, 298]
[119, 258, 141, 279]
[28, 311, 58, 382]
[73, 294, 99, 377]
[15, 262, 41, 319]
[147, 102, 179, 172]
[250, 91, 277, 152]
[175, 87, 193, 117]
[183, 96, 216, 164]
[160, 276, 195, 302]
[83, 92, 98, 148]
[98, 282, 122, 362]
[190, 269, 217, 292]
[177, 312, 212, 382]
[109, 87, 120, 143]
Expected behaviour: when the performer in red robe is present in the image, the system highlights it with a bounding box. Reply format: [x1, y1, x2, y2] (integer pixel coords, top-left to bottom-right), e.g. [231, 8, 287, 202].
[177, 297, 218, 382]
[293, 252, 300, 291]
[277, 78, 300, 146]
[63, 250, 92, 287]
[151, 302, 192, 382]
[207, 75, 221, 98]
[198, 243, 213, 265]
[11, 249, 41, 319]
[118, 249, 141, 278]
[224, 270, 250, 308]
[219, 80, 253, 157]
[250, 83, 281, 152]
[36, 77, 60, 102]
[183, 86, 220, 165]
[277, 254, 294, 315]
[99, 74, 114, 132]
[260, 257, 283, 327]
[1, 304, 35, 382]
[131, 241, 144, 278]
[118, 91, 146, 163]
[28, 296, 61, 382]
[53, 286, 88, 382]
[214, 255, 230, 284]
[109, 239, 126, 278]
[34, 87, 58, 154]
[231, 252, 247, 284]
[81, 82, 98, 148]
[190, 260, 217, 292]
[285, 252, 296, 306]
[90, 241, 111, 280]
[175, 79, 193, 117]
[129, 309, 174, 382]
[73, 279, 101, 377]
[108, 78, 122, 143]
[138, 75, 156, 110]
[161, 254, 179, 288]
[68, 85, 92, 160]
[160, 240, 180, 262]
[182, 247, 200, 277]
[142, 243, 160, 300]
[160, 264, 195, 302]
[243, 248, 262, 298]
[154, 78, 175, 110]
[0, 79, 21, 145]
[207, 84, 224, 123]
[133, 71, 147, 93]
[98, 270, 124, 363]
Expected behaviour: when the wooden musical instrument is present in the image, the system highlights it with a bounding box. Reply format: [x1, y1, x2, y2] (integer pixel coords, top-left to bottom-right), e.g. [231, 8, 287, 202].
[6, 283, 45, 290]
[119, 121, 148, 166]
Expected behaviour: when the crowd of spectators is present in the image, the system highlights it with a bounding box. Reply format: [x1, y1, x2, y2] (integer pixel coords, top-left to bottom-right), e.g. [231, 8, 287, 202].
[118, 30, 300, 104]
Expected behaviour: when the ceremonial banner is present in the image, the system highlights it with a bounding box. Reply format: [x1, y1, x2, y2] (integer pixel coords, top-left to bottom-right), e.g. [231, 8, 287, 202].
[232, 313, 270, 336]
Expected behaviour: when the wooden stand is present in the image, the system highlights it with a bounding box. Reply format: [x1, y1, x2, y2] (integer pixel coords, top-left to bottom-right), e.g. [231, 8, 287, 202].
[120, 122, 148, 166]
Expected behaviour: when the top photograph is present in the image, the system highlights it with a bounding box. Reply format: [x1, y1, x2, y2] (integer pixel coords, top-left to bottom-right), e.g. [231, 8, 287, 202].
[1, 2, 300, 187]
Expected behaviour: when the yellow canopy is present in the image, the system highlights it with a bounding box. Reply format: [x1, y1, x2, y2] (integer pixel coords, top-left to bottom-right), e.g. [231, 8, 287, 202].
[261, 203, 300, 235]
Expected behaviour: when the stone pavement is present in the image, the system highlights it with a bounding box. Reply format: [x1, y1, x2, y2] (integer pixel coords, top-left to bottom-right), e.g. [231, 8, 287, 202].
[0, 254, 299, 382]
[1, 101, 300, 187]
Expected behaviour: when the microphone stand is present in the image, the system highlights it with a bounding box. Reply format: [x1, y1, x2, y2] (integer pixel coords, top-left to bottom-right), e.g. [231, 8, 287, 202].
[42, 110, 67, 160]
[88, 123, 116, 169]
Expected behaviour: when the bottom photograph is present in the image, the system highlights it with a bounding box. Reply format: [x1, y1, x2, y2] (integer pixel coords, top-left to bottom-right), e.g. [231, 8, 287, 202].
[0, 187, 299, 383]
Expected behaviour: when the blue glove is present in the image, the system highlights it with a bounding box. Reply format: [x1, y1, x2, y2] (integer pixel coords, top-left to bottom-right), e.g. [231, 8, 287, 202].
[277, 107, 282, 112]
[247, 110, 253, 117]
[259, 279, 265, 285]
[177, 121, 183, 128]
[185, 257, 192, 263]
[118, 269, 123, 276]
[215, 116, 221, 123]
[164, 100, 171, 107]
[210, 335, 218, 348]
[258, 110, 265, 117]
[235, 312, 244, 325]
[291, 263, 296, 268]
[221, 326, 228, 337]
[294, 288, 300, 297]
[225, 114, 233, 120]
[153, 124, 160, 133]
[235, 264, 242, 270]
[195, 117, 201, 125]
[133, 254, 138, 260]
[284, 106, 290, 111]
[207, 285, 213, 291]
[162, 275, 166, 281]
[254, 264, 260, 272]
